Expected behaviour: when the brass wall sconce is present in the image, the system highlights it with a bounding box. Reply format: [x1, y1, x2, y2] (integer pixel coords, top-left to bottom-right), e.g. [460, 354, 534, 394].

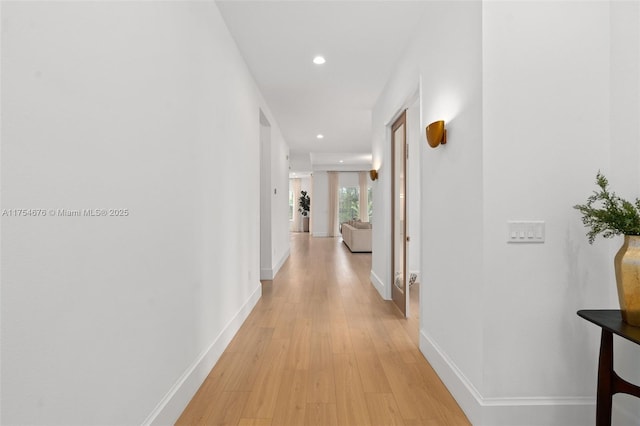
[369, 169, 378, 181]
[426, 120, 447, 148]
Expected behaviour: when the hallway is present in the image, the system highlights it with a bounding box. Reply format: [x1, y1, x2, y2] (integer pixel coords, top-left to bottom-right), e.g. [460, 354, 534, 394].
[177, 233, 469, 426]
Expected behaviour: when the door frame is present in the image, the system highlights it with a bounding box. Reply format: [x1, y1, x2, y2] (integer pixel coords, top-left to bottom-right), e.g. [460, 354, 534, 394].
[259, 110, 272, 280]
[391, 110, 408, 316]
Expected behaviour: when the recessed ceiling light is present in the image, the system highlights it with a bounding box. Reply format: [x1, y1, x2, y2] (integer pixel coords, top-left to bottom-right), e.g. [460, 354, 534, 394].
[339, 160, 344, 163]
[313, 56, 326, 65]
[316, 134, 324, 139]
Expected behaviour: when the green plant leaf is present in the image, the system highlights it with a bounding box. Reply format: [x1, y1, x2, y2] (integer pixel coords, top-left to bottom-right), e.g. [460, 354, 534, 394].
[574, 172, 640, 243]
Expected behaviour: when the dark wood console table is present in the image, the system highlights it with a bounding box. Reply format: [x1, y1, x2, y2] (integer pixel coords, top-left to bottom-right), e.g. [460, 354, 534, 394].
[577, 310, 640, 426]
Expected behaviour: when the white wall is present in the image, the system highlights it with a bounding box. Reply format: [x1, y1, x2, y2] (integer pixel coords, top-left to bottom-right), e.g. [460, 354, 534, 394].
[261, 116, 290, 280]
[482, 0, 611, 403]
[417, 0, 485, 414]
[271, 130, 290, 276]
[260, 114, 273, 276]
[0, 2, 288, 425]
[373, 1, 640, 425]
[339, 171, 358, 188]
[371, 0, 484, 405]
[406, 102, 421, 282]
[300, 177, 311, 194]
[583, 2, 640, 423]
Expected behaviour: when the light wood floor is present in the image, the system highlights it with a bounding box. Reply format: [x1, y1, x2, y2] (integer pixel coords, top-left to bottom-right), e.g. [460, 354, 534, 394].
[176, 233, 470, 426]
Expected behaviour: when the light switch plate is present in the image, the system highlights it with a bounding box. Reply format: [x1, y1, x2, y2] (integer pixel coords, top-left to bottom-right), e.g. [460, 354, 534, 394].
[507, 221, 545, 243]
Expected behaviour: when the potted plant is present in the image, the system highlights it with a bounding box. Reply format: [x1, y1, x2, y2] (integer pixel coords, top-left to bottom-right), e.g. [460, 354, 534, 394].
[574, 171, 640, 325]
[298, 190, 310, 232]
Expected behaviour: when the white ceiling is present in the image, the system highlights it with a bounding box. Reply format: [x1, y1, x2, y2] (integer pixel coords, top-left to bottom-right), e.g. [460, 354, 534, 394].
[216, 0, 430, 172]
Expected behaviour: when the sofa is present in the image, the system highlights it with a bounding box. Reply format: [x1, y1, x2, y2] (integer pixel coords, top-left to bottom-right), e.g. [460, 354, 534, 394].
[341, 220, 372, 252]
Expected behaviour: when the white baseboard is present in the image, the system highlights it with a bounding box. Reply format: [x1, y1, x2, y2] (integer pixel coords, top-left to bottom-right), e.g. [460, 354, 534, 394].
[419, 329, 483, 422]
[260, 248, 290, 280]
[273, 248, 289, 278]
[370, 270, 388, 300]
[419, 329, 595, 426]
[312, 232, 328, 237]
[142, 282, 262, 426]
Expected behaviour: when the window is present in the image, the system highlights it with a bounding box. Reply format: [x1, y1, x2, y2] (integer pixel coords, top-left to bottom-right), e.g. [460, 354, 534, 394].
[339, 187, 360, 223]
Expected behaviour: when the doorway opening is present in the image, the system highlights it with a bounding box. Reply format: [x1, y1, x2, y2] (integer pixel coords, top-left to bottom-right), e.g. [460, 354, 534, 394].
[259, 110, 272, 280]
[391, 110, 408, 316]
[390, 93, 421, 335]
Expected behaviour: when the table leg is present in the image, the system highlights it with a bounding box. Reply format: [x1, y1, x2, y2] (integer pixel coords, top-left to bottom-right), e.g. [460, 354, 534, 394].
[596, 329, 613, 426]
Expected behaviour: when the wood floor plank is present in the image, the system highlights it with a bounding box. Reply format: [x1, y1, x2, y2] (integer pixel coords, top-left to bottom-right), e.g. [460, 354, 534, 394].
[202, 391, 250, 425]
[174, 375, 218, 425]
[237, 419, 272, 426]
[247, 302, 281, 329]
[307, 369, 336, 404]
[413, 359, 472, 425]
[378, 350, 453, 423]
[271, 301, 297, 340]
[225, 322, 273, 354]
[304, 403, 338, 426]
[176, 234, 469, 426]
[348, 326, 375, 352]
[382, 317, 422, 364]
[354, 350, 392, 393]
[309, 331, 333, 370]
[272, 369, 309, 426]
[240, 338, 291, 419]
[333, 352, 372, 426]
[329, 320, 353, 354]
[307, 332, 336, 403]
[365, 393, 406, 426]
[222, 328, 274, 392]
[284, 320, 311, 370]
